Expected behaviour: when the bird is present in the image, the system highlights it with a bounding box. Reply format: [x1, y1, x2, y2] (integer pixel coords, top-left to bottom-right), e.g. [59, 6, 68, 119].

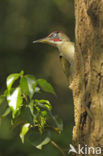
[33, 31, 94, 120]
[33, 31, 75, 87]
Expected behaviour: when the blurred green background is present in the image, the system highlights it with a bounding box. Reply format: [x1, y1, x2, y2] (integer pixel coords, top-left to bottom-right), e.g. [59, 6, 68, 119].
[0, 0, 74, 155]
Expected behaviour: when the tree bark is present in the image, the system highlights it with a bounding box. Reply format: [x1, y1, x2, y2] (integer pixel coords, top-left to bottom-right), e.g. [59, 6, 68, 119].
[72, 0, 103, 155]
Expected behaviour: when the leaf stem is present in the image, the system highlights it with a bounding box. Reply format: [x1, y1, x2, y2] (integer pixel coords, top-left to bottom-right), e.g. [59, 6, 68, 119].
[50, 140, 67, 156]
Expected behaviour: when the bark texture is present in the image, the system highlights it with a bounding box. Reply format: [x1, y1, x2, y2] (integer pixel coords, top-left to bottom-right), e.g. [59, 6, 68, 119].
[72, 0, 103, 155]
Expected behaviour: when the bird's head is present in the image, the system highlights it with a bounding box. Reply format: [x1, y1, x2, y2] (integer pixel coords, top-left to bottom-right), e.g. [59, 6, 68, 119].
[33, 31, 70, 47]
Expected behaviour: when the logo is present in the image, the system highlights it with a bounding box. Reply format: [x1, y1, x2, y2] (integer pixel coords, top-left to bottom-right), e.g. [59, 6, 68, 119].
[68, 144, 101, 155]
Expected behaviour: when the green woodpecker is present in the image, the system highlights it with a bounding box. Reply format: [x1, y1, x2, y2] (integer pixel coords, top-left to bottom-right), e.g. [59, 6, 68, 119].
[33, 31, 94, 119]
[33, 31, 75, 86]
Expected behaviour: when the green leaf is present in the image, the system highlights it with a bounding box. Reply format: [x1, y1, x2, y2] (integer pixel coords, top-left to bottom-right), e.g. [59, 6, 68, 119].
[20, 70, 24, 75]
[6, 73, 20, 91]
[1, 107, 11, 117]
[0, 95, 6, 105]
[27, 102, 37, 119]
[35, 102, 63, 133]
[28, 129, 51, 149]
[49, 113, 63, 133]
[7, 87, 23, 118]
[20, 123, 31, 143]
[35, 99, 52, 110]
[20, 75, 36, 98]
[39, 116, 47, 133]
[22, 106, 33, 123]
[54, 118, 63, 134]
[37, 79, 56, 95]
[41, 110, 48, 117]
[0, 100, 8, 116]
[36, 137, 50, 149]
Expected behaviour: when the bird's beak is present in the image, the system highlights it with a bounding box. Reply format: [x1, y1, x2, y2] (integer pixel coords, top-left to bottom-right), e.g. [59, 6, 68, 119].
[32, 37, 50, 44]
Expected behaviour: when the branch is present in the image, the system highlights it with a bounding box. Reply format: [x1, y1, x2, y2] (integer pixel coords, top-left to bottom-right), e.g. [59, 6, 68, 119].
[50, 140, 67, 156]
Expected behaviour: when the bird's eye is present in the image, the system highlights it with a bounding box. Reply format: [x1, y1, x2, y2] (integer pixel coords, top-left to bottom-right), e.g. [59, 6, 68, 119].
[49, 32, 58, 39]
[53, 33, 57, 37]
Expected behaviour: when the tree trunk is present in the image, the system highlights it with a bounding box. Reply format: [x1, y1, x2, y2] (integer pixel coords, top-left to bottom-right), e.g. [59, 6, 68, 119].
[72, 0, 103, 155]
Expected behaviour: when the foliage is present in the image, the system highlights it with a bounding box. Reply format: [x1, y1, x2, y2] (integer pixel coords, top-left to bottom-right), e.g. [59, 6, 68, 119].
[0, 71, 63, 150]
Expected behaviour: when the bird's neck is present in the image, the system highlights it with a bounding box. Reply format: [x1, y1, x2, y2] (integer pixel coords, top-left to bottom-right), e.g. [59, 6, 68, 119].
[57, 41, 74, 63]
